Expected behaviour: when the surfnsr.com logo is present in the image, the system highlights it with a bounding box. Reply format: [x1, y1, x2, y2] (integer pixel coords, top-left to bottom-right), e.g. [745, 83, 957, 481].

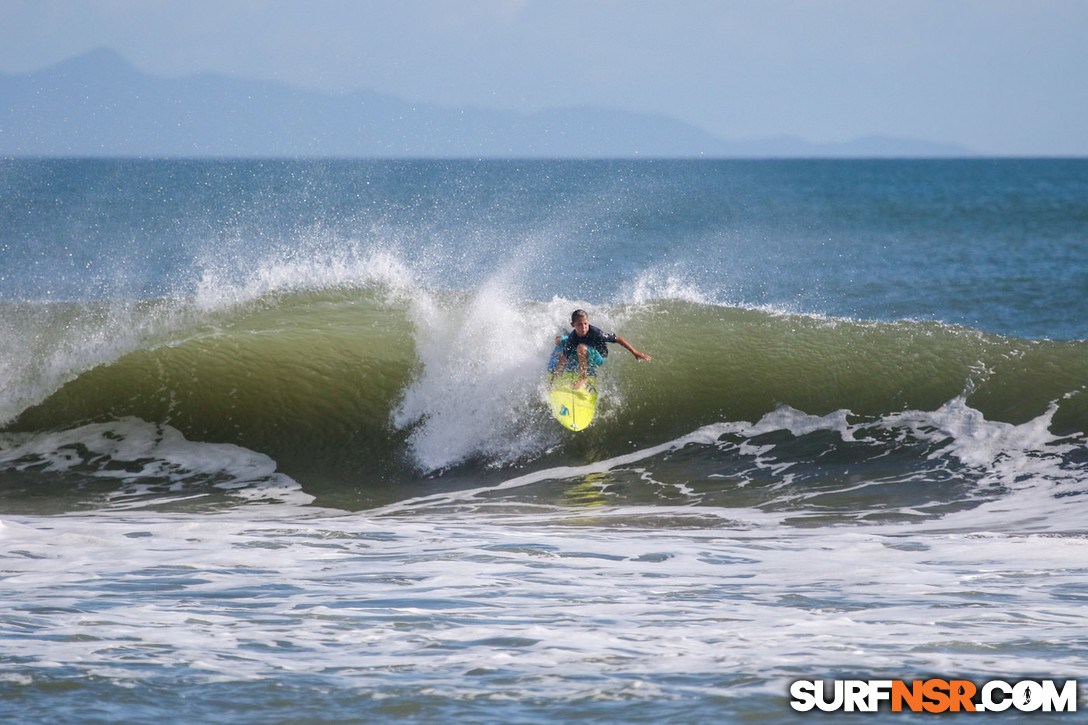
[790, 679, 1078, 713]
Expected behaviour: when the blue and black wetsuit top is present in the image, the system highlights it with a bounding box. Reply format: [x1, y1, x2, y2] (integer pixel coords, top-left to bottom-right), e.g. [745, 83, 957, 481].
[563, 325, 616, 360]
[550, 325, 617, 373]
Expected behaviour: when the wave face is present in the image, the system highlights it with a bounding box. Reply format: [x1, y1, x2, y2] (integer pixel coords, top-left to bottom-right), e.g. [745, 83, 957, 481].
[3, 285, 1086, 513]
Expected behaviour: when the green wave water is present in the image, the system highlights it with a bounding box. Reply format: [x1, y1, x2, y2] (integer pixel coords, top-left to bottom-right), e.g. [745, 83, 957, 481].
[5, 288, 1086, 510]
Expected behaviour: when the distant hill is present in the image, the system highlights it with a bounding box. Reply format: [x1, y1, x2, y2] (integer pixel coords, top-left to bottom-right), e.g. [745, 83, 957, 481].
[0, 49, 974, 158]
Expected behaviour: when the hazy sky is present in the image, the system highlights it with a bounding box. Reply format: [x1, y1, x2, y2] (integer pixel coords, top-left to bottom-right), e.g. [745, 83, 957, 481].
[3, 0, 1087, 155]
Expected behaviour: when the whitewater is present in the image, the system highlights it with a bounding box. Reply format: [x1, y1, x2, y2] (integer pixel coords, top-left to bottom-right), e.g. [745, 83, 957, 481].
[2, 158, 1087, 723]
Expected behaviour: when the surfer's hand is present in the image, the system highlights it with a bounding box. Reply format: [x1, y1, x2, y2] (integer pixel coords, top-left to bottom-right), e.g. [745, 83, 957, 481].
[635, 351, 651, 362]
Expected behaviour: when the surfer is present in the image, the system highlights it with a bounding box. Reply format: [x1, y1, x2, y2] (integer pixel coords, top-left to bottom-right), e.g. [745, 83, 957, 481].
[552, 309, 650, 390]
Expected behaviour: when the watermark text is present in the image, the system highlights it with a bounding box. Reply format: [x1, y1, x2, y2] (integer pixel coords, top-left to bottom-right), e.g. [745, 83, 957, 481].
[790, 679, 1078, 713]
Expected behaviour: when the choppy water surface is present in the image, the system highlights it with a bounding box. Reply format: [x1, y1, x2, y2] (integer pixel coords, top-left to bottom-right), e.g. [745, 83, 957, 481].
[2, 159, 1087, 722]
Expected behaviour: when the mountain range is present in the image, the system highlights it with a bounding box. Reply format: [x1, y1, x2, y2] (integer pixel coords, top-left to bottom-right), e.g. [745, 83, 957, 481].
[1, 49, 974, 159]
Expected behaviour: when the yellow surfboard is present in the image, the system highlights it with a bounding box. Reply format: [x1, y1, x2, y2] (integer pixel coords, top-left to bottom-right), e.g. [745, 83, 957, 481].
[549, 371, 598, 431]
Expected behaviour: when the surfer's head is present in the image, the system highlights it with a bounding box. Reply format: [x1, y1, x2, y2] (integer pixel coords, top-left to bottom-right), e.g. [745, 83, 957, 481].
[571, 309, 590, 337]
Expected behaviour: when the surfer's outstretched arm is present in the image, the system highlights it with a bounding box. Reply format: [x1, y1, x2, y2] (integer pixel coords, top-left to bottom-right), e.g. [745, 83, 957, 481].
[615, 336, 651, 362]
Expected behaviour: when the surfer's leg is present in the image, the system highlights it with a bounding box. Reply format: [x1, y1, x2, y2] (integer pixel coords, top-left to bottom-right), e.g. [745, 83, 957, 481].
[574, 344, 589, 389]
[584, 348, 605, 379]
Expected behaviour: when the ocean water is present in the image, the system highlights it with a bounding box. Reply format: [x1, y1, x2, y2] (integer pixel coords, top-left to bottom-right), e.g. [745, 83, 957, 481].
[2, 158, 1087, 723]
